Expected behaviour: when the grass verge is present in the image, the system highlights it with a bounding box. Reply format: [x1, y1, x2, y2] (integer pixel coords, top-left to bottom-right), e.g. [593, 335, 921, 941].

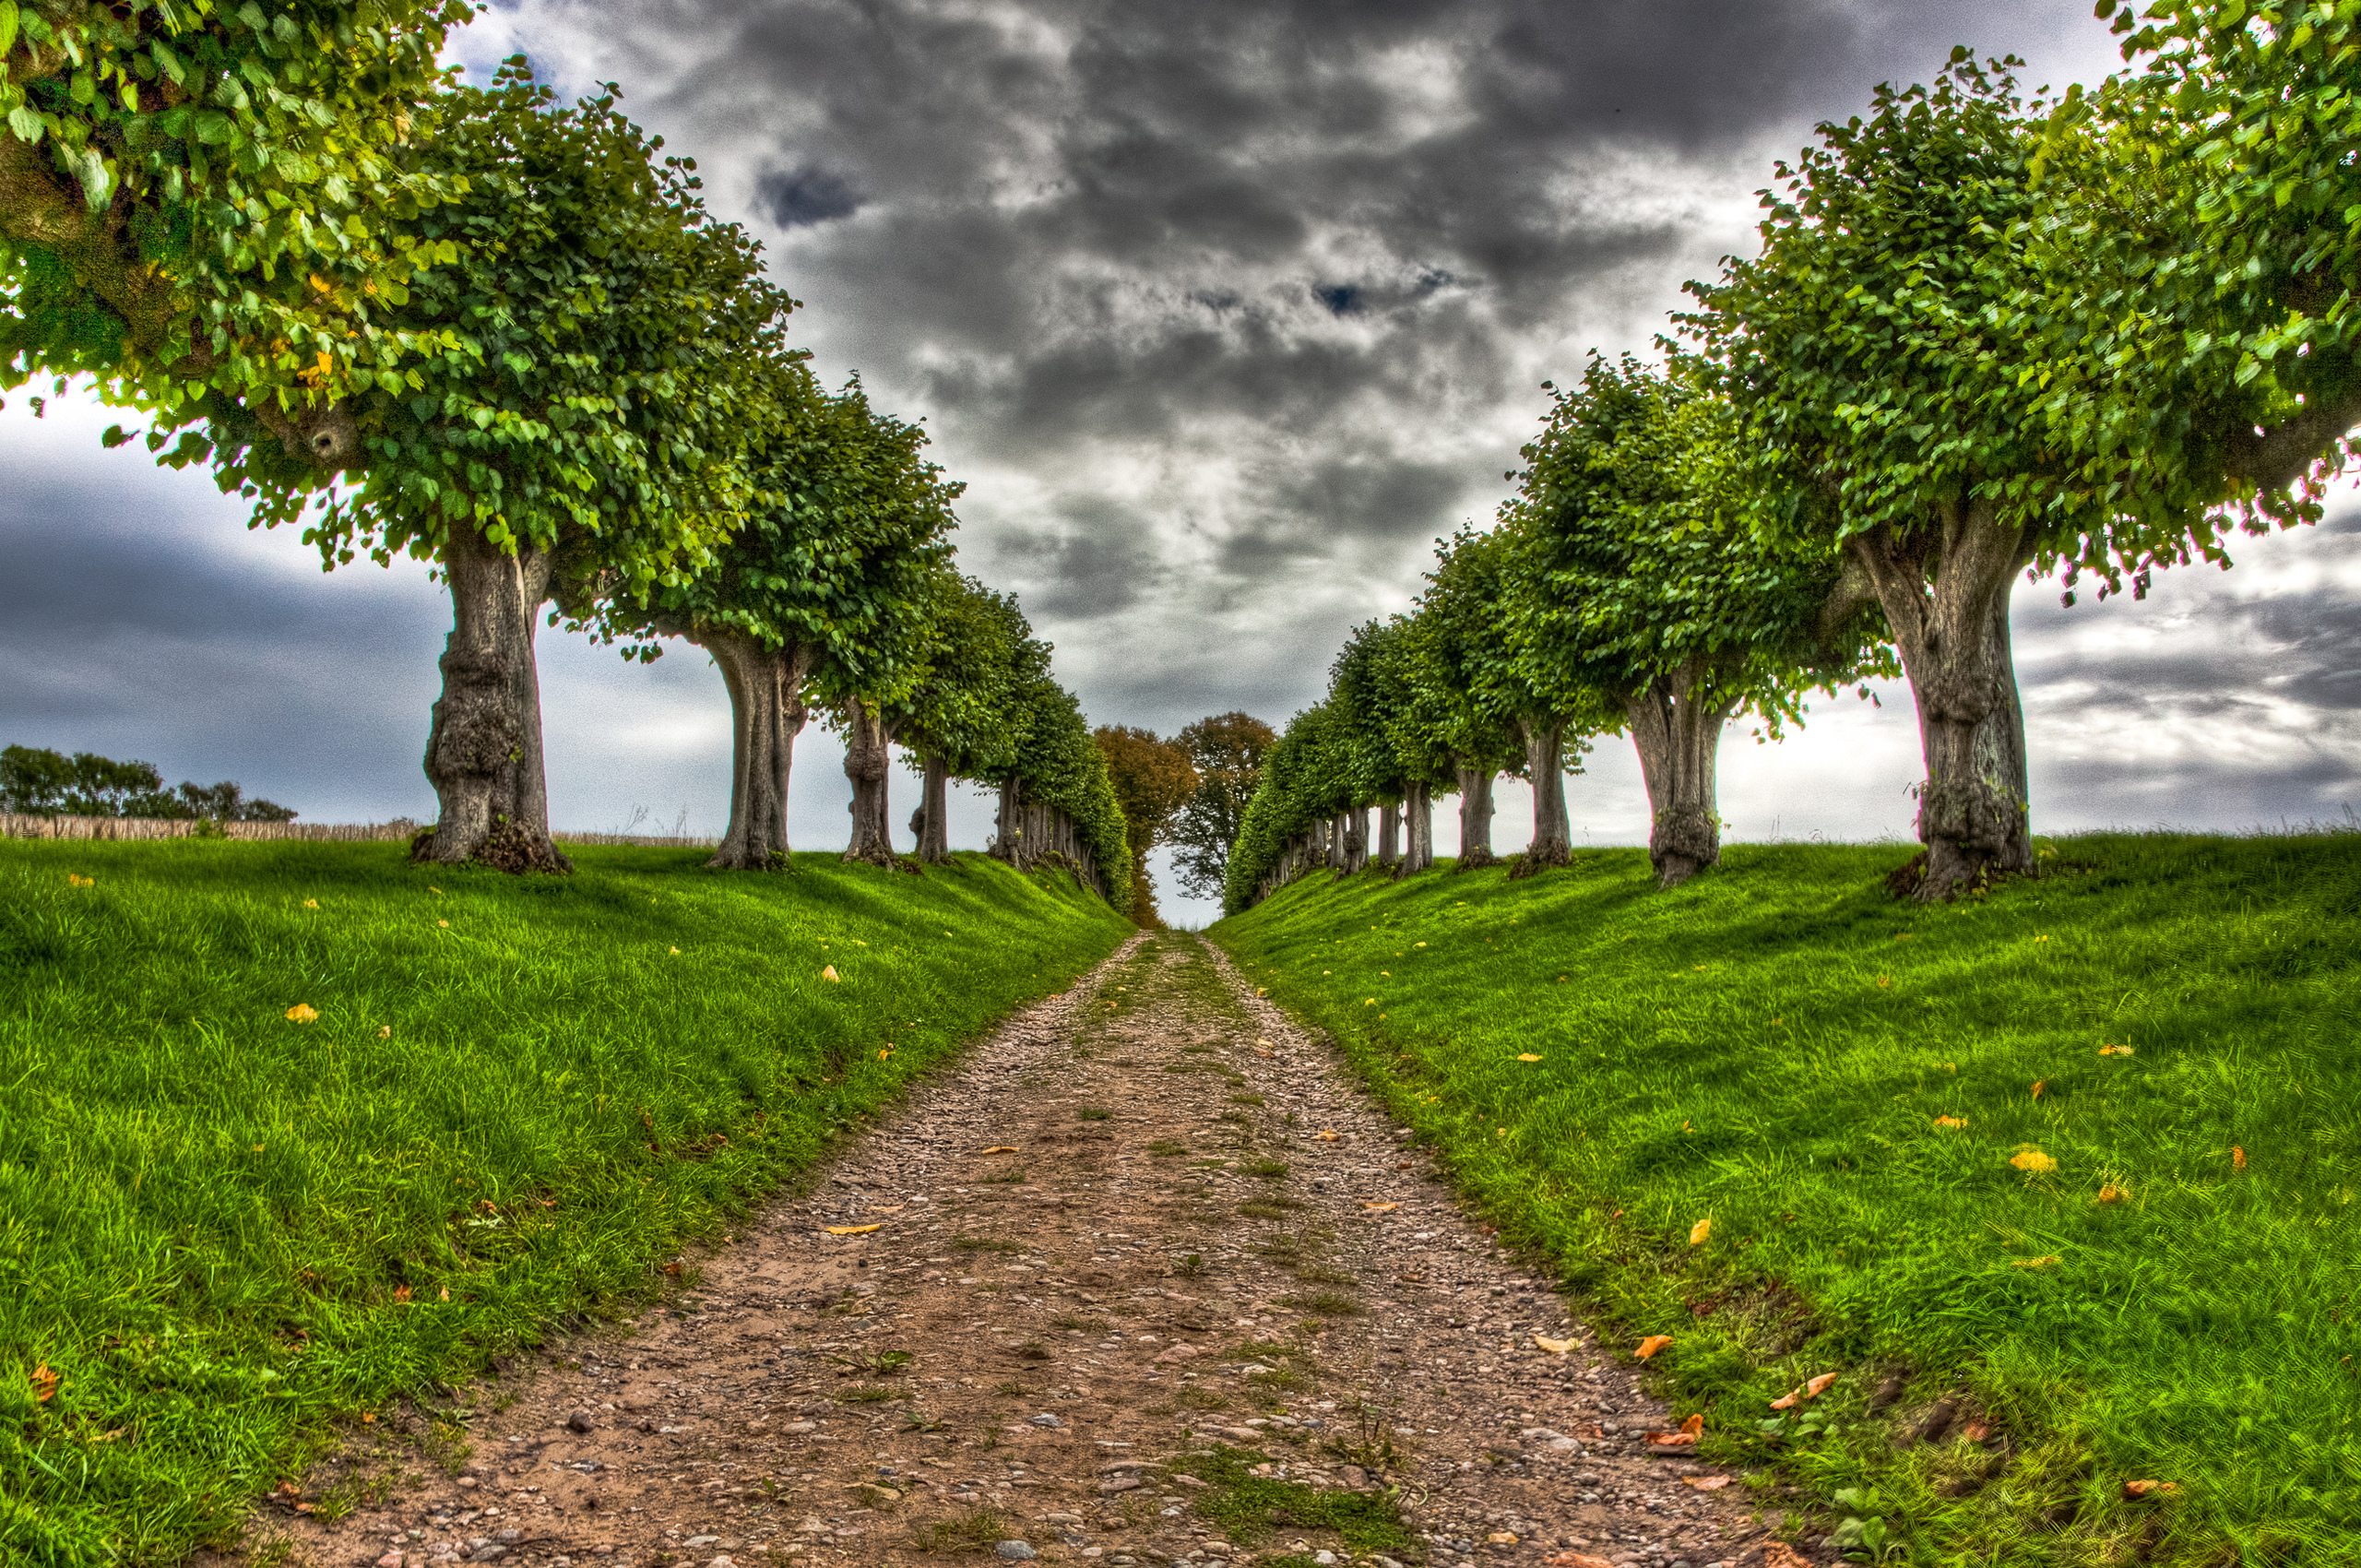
[1211, 835, 2361, 1566]
[0, 838, 1125, 1565]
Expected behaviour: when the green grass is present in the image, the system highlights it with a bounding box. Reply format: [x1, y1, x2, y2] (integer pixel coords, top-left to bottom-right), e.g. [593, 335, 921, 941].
[1212, 836, 2361, 1567]
[1170, 1443, 1417, 1557]
[0, 838, 1126, 1566]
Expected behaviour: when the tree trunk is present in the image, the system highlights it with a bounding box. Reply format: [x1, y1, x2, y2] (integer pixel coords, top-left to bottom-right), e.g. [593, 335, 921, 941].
[913, 752, 952, 863]
[1400, 781, 1433, 875]
[1377, 802, 1400, 865]
[698, 628, 810, 871]
[1845, 506, 2035, 899]
[1455, 767, 1497, 869]
[993, 778, 1022, 863]
[1342, 807, 1368, 873]
[415, 523, 571, 873]
[1625, 659, 1739, 888]
[841, 701, 899, 865]
[1513, 719, 1572, 875]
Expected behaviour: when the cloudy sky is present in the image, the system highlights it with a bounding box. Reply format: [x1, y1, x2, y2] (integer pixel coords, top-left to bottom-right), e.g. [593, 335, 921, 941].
[7, 0, 2359, 924]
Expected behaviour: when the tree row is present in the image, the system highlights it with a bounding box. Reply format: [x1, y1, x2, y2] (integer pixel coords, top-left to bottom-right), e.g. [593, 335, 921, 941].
[1229, 10, 2361, 909]
[1, 6, 1130, 895]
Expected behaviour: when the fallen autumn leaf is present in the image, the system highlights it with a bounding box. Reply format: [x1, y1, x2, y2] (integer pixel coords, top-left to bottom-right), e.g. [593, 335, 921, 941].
[1532, 1334, 1575, 1356]
[823, 1224, 884, 1236]
[1689, 1218, 1711, 1246]
[1635, 1335, 1674, 1360]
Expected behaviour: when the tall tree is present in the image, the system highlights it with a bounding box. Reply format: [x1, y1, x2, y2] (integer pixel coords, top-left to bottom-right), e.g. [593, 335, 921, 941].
[192, 65, 790, 872]
[1092, 724, 1199, 924]
[1507, 352, 1891, 885]
[1169, 710, 1275, 901]
[1686, 53, 2243, 898]
[1369, 613, 1455, 875]
[1411, 524, 1594, 872]
[902, 580, 1031, 865]
[583, 373, 957, 869]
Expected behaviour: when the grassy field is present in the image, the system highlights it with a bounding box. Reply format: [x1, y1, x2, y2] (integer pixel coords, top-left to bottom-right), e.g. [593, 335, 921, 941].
[0, 838, 1128, 1566]
[1212, 835, 2361, 1567]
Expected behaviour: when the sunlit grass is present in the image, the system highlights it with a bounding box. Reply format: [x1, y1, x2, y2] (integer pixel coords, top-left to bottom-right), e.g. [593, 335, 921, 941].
[0, 838, 1125, 1565]
[1214, 835, 2361, 1565]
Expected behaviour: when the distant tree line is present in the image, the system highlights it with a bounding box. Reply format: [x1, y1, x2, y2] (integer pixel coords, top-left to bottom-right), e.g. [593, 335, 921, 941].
[1226, 15, 2361, 911]
[1, 6, 1129, 900]
[0, 745, 295, 822]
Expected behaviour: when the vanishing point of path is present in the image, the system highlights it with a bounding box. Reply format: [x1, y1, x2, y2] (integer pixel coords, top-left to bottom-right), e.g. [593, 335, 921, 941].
[263, 933, 1786, 1568]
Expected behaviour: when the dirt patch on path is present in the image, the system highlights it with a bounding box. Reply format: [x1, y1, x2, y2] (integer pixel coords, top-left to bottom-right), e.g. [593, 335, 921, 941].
[248, 933, 1787, 1568]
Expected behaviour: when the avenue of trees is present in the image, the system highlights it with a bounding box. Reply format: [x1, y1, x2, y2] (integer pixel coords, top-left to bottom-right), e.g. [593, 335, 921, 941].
[3, 7, 1131, 901]
[1228, 8, 2361, 910]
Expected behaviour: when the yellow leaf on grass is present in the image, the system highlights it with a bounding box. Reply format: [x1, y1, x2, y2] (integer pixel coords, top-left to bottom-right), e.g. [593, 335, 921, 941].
[2010, 1149, 2057, 1172]
[1934, 1116, 1967, 1128]
[437, 919, 450, 928]
[1517, 1053, 1543, 1062]
[2012, 1255, 2060, 1269]
[822, 965, 840, 981]
[2031, 1079, 2047, 1099]
[303, 898, 319, 909]
[1364, 1202, 1398, 1212]
[2233, 1146, 2248, 1170]
[285, 1004, 318, 1023]
[392, 1284, 412, 1303]
[1690, 1218, 1711, 1246]
[2097, 1183, 2128, 1205]
[2123, 1479, 2179, 1498]
[31, 1364, 59, 1403]
[377, 1025, 392, 1039]
[1806, 1372, 1836, 1397]
[66, 873, 94, 887]
[2099, 1043, 2135, 1056]
[1634, 1335, 1674, 1360]
[1532, 1333, 1575, 1356]
[824, 1224, 884, 1236]
[978, 1146, 1020, 1155]
[1768, 1387, 1800, 1409]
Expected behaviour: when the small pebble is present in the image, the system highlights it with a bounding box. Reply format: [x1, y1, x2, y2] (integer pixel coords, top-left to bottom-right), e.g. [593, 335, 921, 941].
[996, 1543, 1038, 1562]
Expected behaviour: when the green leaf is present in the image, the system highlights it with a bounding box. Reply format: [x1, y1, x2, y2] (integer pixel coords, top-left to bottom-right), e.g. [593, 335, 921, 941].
[0, 1, 18, 60]
[6, 104, 42, 144]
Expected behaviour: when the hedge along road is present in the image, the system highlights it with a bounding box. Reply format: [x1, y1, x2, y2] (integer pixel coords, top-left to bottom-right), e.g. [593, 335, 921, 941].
[237, 932, 1776, 1568]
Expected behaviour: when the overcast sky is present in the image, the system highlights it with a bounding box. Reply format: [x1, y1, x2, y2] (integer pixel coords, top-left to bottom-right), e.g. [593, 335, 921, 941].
[7, 0, 2359, 926]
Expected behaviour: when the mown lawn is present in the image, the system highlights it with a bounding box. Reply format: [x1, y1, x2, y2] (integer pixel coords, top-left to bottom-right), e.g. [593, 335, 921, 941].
[1212, 835, 2361, 1567]
[0, 838, 1128, 1566]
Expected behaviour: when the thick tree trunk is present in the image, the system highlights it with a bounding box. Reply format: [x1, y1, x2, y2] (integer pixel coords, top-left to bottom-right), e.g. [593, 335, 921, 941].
[698, 629, 810, 871]
[1846, 506, 2036, 899]
[1513, 719, 1572, 875]
[841, 701, 899, 865]
[1377, 802, 1400, 865]
[415, 524, 571, 873]
[1342, 808, 1368, 873]
[1455, 766, 1497, 869]
[912, 753, 952, 863]
[1400, 781, 1433, 875]
[1625, 659, 1739, 888]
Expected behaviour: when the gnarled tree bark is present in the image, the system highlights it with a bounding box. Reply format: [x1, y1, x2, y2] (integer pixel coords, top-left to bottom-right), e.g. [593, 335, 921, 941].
[1455, 766, 1497, 868]
[1846, 505, 2035, 898]
[841, 701, 900, 865]
[1377, 802, 1400, 865]
[912, 752, 953, 863]
[1399, 780, 1434, 875]
[415, 523, 570, 872]
[699, 628, 810, 870]
[1341, 807, 1368, 873]
[1513, 719, 1572, 875]
[1625, 658, 1739, 888]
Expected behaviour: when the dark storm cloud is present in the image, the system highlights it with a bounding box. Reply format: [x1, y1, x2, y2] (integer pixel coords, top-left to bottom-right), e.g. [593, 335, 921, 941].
[753, 164, 864, 228]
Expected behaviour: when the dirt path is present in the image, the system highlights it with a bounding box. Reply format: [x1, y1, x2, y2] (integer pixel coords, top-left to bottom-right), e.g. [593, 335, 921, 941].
[266, 933, 1781, 1568]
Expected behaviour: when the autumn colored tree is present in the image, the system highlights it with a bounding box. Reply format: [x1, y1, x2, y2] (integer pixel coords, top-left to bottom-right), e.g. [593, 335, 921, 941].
[1092, 724, 1198, 924]
[1169, 710, 1276, 901]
